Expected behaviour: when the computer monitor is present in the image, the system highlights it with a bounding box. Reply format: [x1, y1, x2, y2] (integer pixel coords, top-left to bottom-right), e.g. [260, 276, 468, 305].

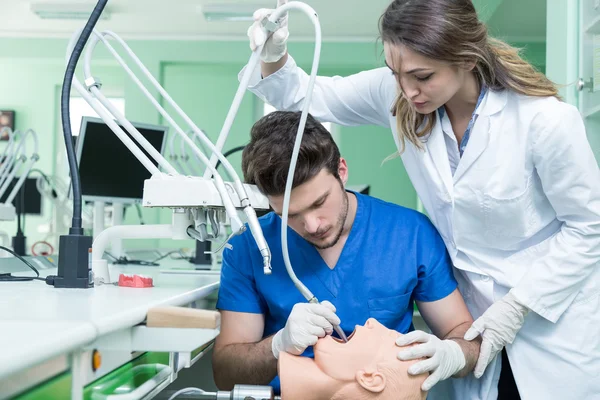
[0, 177, 42, 215]
[76, 117, 168, 204]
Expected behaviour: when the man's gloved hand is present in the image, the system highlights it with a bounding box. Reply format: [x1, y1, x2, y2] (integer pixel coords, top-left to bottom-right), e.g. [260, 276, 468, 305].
[271, 301, 340, 359]
[396, 331, 466, 391]
[464, 290, 529, 378]
[247, 0, 289, 63]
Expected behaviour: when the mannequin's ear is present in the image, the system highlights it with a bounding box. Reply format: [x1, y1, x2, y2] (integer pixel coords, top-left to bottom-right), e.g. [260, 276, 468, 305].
[356, 368, 386, 393]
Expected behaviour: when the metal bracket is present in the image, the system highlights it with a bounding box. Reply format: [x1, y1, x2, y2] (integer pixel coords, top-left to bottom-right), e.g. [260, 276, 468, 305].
[84, 76, 102, 92]
[577, 77, 594, 93]
[261, 16, 281, 33]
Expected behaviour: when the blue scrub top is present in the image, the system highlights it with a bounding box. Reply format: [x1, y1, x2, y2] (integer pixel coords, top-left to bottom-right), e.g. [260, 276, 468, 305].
[216, 191, 457, 393]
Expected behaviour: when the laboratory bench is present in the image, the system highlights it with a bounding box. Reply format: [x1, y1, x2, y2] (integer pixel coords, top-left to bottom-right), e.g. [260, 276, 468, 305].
[0, 250, 430, 400]
[0, 257, 221, 400]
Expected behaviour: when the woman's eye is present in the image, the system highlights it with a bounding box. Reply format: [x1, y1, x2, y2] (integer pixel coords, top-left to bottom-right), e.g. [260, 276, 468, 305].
[416, 74, 433, 82]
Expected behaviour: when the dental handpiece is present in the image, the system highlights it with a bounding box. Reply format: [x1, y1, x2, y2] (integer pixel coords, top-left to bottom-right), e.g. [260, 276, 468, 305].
[334, 324, 348, 343]
[308, 298, 348, 343]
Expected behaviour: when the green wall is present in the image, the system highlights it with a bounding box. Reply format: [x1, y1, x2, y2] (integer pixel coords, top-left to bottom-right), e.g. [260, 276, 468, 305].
[0, 34, 547, 250]
[0, 38, 408, 250]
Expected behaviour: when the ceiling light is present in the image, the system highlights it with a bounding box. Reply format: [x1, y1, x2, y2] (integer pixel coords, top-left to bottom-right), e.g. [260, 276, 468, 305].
[199, 3, 267, 22]
[30, 2, 111, 20]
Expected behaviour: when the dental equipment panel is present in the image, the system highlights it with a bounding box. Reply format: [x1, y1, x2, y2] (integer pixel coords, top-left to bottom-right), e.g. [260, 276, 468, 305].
[66, 24, 272, 283]
[65, 0, 345, 341]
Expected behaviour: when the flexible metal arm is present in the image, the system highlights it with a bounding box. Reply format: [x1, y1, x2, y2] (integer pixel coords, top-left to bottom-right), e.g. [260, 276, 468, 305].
[256, 2, 347, 341]
[0, 128, 16, 181]
[0, 129, 19, 188]
[0, 130, 31, 199]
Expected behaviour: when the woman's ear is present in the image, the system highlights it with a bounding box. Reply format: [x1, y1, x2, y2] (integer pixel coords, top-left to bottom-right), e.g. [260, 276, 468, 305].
[462, 60, 477, 71]
[356, 368, 386, 393]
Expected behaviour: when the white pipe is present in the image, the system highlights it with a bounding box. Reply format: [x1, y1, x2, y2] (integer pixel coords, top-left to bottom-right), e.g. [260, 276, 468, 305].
[95, 30, 250, 206]
[92, 223, 174, 283]
[204, 48, 262, 184]
[91, 210, 190, 283]
[0, 128, 16, 180]
[0, 130, 24, 191]
[275, 2, 321, 301]
[0, 130, 30, 199]
[111, 203, 124, 258]
[81, 30, 243, 233]
[84, 33, 178, 176]
[6, 157, 37, 205]
[66, 29, 162, 176]
[270, 1, 347, 342]
[85, 31, 211, 175]
[93, 201, 105, 239]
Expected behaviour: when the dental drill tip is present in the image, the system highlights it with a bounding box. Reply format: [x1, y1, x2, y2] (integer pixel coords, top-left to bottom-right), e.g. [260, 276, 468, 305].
[334, 324, 348, 343]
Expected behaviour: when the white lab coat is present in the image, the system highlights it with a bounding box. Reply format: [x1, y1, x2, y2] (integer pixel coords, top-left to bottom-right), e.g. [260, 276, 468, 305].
[240, 56, 600, 400]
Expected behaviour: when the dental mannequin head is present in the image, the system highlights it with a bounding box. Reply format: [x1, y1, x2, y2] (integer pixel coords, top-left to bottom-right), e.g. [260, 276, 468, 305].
[278, 318, 427, 400]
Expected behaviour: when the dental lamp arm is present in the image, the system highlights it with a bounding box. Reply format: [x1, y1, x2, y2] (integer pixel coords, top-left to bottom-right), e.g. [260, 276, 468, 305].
[82, 30, 246, 236]
[0, 128, 16, 180]
[0, 131, 29, 199]
[88, 29, 269, 265]
[0, 130, 23, 190]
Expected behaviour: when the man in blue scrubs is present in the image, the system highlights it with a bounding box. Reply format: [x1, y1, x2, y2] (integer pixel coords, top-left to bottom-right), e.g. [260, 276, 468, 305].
[212, 111, 480, 395]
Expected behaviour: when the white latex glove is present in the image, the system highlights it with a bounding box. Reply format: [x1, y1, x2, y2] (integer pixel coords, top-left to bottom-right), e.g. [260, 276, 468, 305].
[271, 300, 340, 359]
[464, 290, 529, 378]
[247, 0, 289, 63]
[396, 331, 466, 391]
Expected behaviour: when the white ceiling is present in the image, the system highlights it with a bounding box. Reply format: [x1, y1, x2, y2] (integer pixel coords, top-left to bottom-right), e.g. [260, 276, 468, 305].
[0, 0, 392, 41]
[0, 0, 545, 42]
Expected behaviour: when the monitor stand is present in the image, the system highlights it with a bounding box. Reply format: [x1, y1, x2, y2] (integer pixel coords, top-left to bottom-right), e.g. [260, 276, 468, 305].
[93, 201, 105, 240]
[111, 203, 124, 259]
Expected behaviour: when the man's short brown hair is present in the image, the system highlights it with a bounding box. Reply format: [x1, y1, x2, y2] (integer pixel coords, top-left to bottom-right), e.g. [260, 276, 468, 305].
[242, 111, 341, 196]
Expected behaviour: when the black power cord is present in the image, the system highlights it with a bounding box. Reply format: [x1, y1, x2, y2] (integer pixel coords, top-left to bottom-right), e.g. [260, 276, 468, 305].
[0, 245, 55, 284]
[54, 0, 107, 289]
[214, 145, 246, 171]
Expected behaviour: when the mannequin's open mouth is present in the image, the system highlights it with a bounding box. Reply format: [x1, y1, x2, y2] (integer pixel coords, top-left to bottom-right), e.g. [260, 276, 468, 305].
[331, 328, 356, 343]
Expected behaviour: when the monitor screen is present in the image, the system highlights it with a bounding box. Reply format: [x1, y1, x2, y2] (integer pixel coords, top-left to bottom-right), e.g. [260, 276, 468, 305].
[76, 117, 168, 203]
[0, 177, 42, 215]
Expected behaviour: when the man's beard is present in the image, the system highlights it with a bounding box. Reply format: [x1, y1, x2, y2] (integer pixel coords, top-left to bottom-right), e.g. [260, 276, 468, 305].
[305, 185, 349, 250]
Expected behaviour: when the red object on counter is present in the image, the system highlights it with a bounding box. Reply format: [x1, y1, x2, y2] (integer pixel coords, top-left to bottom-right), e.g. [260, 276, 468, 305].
[118, 274, 153, 288]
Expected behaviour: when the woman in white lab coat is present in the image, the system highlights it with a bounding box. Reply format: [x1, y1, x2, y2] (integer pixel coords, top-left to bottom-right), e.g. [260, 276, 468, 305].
[242, 0, 600, 399]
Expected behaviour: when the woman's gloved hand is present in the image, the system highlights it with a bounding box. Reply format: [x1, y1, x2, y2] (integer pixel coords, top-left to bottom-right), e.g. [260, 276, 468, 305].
[464, 290, 529, 378]
[247, 0, 289, 63]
